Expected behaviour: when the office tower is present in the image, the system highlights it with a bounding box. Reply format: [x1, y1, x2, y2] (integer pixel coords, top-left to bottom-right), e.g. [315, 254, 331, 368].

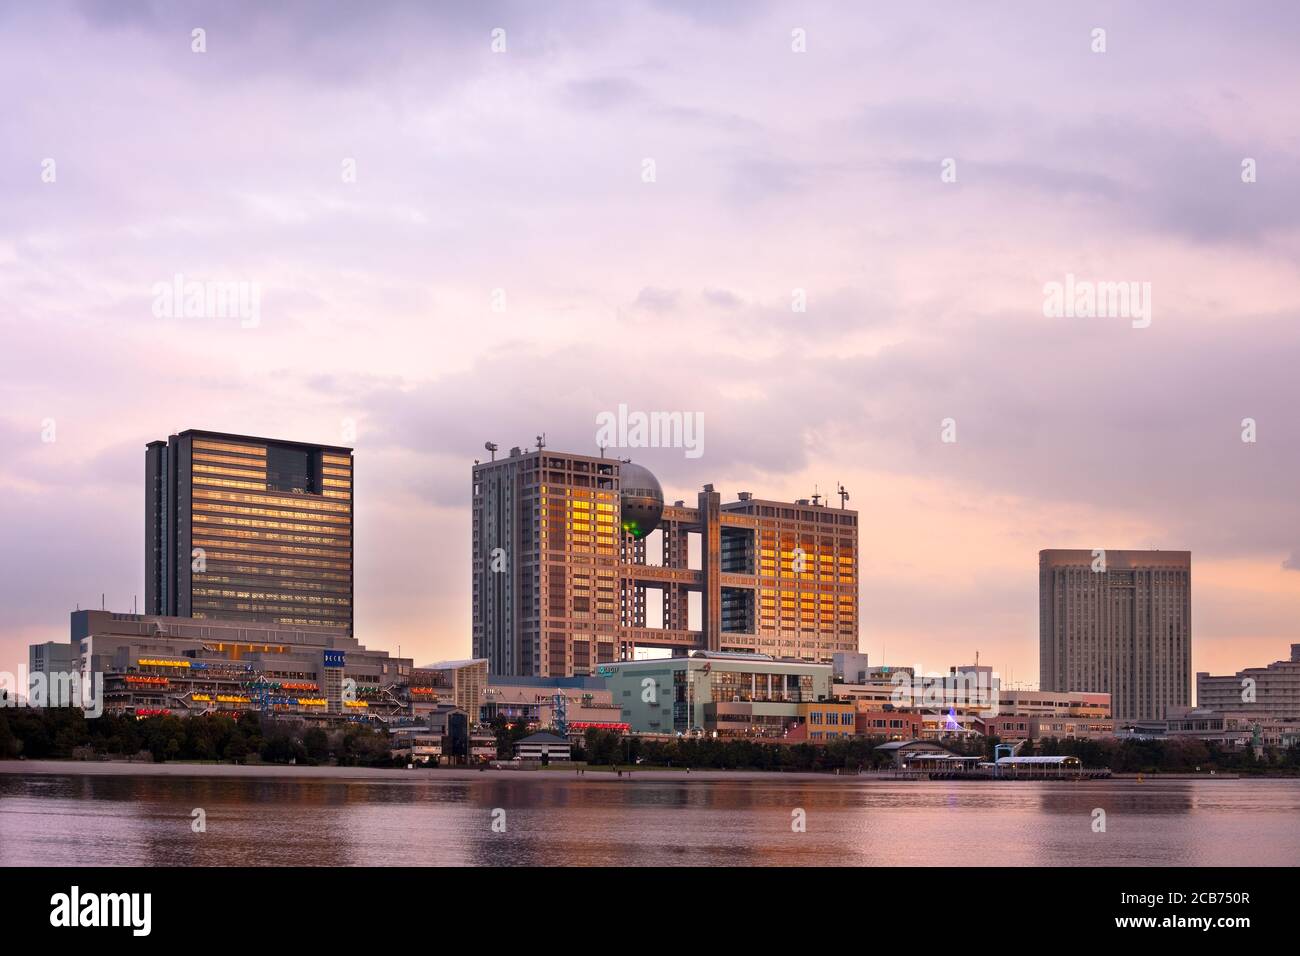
[472, 444, 858, 678]
[1197, 644, 1300, 721]
[473, 448, 622, 678]
[1039, 549, 1190, 721]
[146, 430, 353, 631]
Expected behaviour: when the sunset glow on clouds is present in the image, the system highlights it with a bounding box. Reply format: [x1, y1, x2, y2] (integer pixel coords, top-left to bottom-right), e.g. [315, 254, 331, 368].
[3, 1, 1300, 686]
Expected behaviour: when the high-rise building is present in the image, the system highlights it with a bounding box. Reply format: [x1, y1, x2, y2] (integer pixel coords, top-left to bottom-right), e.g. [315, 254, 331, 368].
[146, 430, 354, 631]
[472, 445, 858, 678]
[1039, 549, 1190, 721]
[1197, 644, 1300, 721]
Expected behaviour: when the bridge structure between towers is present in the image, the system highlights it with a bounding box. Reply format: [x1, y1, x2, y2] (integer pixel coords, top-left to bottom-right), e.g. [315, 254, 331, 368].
[617, 486, 858, 665]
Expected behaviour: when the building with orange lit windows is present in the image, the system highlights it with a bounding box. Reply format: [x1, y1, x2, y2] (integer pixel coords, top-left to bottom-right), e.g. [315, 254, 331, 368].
[472, 444, 858, 678]
[146, 430, 353, 632]
[797, 701, 859, 741]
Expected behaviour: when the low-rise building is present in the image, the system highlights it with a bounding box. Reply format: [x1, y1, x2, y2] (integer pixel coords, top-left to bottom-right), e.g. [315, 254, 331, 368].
[411, 659, 488, 716]
[600, 651, 834, 736]
[515, 732, 571, 761]
[1163, 706, 1300, 749]
[798, 701, 858, 741]
[1197, 644, 1300, 722]
[855, 708, 922, 740]
[43, 610, 412, 719]
[481, 675, 623, 731]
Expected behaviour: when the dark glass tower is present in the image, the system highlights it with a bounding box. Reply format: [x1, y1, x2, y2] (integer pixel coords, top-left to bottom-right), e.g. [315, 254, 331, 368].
[146, 430, 353, 631]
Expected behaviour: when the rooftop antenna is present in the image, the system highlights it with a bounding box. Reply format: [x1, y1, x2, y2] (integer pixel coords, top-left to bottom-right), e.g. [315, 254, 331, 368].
[811, 485, 822, 507]
[484, 441, 499, 461]
[536, 433, 546, 451]
[598, 445, 606, 458]
[837, 482, 850, 509]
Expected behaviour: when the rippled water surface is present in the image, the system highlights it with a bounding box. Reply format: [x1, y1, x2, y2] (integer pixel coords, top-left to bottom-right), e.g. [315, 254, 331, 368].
[2, 765, 1297, 866]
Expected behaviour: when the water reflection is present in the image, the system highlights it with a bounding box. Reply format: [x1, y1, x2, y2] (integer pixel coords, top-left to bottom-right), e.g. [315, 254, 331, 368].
[2, 772, 1297, 867]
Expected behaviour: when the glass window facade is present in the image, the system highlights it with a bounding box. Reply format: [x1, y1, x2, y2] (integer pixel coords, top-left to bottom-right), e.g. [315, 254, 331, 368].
[147, 432, 353, 631]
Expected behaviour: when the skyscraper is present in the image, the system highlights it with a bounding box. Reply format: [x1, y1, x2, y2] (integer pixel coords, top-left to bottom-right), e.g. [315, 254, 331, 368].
[472, 445, 858, 678]
[1039, 549, 1190, 721]
[146, 430, 354, 631]
[472, 447, 622, 677]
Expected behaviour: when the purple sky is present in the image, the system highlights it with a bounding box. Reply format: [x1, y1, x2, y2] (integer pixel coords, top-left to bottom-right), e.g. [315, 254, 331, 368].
[3, 1, 1300, 686]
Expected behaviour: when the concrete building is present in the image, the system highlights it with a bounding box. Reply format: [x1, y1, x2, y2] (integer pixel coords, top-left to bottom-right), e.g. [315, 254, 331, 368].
[796, 701, 857, 741]
[389, 705, 469, 764]
[481, 675, 625, 732]
[855, 709, 923, 740]
[28, 641, 76, 681]
[1039, 549, 1191, 721]
[996, 689, 1111, 719]
[515, 732, 571, 761]
[832, 650, 871, 683]
[412, 659, 489, 716]
[48, 609, 410, 718]
[1162, 706, 1300, 750]
[472, 445, 858, 678]
[1197, 644, 1300, 721]
[978, 714, 1114, 742]
[598, 651, 834, 736]
[146, 430, 354, 631]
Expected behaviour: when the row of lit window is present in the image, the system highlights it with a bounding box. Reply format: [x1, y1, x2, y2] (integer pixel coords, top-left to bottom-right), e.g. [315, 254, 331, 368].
[191, 527, 351, 549]
[191, 610, 349, 625]
[194, 500, 351, 526]
[193, 513, 352, 538]
[193, 574, 351, 594]
[192, 589, 351, 606]
[193, 439, 266, 457]
[193, 451, 269, 469]
[193, 488, 351, 514]
[205, 563, 351, 582]
[193, 463, 267, 481]
[190, 546, 351, 571]
[191, 536, 351, 560]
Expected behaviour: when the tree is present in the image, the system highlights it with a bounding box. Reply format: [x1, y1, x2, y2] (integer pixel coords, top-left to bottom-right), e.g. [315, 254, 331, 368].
[303, 728, 330, 764]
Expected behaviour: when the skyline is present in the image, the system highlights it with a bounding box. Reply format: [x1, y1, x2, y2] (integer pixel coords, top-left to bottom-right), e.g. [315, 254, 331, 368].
[2, 422, 1293, 690]
[5, 1, 1300, 683]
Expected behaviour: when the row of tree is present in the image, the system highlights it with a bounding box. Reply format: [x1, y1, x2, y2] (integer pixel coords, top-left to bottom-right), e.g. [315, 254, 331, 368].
[7, 710, 1300, 774]
[571, 728, 1300, 774]
[0, 708, 398, 767]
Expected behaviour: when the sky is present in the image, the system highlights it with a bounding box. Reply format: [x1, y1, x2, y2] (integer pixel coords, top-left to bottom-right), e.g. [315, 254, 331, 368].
[3, 1, 1300, 688]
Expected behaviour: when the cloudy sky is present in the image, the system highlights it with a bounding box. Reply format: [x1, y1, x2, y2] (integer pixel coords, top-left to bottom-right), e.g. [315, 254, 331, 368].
[3, 1, 1299, 687]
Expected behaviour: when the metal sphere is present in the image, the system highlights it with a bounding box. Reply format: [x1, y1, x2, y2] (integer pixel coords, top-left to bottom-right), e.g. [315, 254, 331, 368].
[619, 462, 664, 539]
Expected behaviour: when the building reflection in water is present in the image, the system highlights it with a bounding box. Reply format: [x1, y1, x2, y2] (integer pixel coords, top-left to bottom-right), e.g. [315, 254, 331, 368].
[2, 773, 1297, 867]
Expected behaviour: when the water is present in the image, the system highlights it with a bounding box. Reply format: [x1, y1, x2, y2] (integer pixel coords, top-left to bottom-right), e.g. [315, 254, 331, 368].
[2, 764, 1297, 866]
